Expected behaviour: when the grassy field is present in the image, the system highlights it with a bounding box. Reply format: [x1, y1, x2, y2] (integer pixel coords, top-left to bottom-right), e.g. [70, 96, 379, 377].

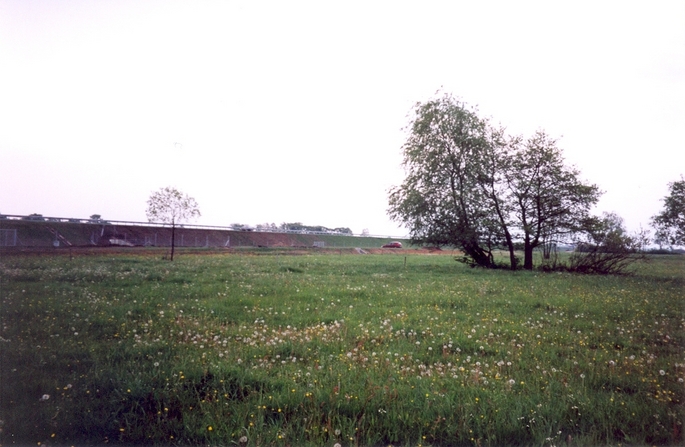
[0, 250, 683, 446]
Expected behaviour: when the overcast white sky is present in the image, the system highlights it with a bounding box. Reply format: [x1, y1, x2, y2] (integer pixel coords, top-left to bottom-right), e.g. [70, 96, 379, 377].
[1, 1, 683, 236]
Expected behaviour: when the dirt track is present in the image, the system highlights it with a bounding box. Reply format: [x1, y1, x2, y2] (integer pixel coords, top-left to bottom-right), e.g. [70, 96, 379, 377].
[0, 245, 457, 257]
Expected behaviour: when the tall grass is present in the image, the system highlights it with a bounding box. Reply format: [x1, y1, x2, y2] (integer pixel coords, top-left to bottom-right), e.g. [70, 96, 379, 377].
[1, 251, 683, 446]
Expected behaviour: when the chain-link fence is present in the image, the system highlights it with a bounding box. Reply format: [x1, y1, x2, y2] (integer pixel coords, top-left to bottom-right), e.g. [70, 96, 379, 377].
[0, 229, 17, 246]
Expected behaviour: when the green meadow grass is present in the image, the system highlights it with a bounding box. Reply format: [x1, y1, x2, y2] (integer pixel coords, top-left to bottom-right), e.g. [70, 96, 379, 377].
[0, 251, 683, 446]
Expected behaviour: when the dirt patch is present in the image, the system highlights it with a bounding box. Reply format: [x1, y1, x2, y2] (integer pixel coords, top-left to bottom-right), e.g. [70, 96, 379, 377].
[364, 248, 457, 255]
[1, 245, 458, 258]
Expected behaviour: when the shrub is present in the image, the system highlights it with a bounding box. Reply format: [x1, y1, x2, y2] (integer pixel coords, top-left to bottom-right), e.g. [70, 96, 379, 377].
[566, 213, 648, 274]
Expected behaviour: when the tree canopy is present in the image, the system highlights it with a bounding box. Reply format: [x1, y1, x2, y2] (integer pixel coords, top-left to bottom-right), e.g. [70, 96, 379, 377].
[388, 93, 601, 270]
[506, 131, 601, 269]
[146, 186, 200, 225]
[388, 95, 500, 267]
[651, 176, 685, 247]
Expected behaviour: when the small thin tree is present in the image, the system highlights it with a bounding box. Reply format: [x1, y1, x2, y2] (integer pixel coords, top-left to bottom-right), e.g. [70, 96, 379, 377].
[146, 186, 200, 261]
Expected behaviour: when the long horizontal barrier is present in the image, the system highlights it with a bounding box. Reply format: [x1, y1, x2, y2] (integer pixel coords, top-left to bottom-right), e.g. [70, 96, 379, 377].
[0, 214, 407, 239]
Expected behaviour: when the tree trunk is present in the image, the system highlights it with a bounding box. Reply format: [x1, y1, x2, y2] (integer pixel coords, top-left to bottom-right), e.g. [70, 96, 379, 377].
[491, 196, 516, 270]
[523, 237, 534, 270]
[504, 234, 517, 270]
[462, 240, 495, 268]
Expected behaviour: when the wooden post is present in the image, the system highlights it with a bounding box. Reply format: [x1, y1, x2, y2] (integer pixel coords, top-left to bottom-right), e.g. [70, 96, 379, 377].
[170, 220, 176, 261]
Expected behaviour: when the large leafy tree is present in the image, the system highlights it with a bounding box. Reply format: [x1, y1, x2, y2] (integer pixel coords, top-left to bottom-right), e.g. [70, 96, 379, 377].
[476, 127, 518, 269]
[651, 176, 685, 247]
[388, 93, 601, 270]
[146, 186, 200, 261]
[505, 131, 600, 269]
[388, 93, 505, 268]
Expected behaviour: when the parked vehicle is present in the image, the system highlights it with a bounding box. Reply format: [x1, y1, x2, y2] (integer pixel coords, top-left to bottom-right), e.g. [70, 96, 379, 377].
[382, 241, 403, 248]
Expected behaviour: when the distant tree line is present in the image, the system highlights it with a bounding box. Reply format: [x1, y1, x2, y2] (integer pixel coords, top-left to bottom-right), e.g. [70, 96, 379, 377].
[279, 222, 353, 235]
[228, 222, 354, 235]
